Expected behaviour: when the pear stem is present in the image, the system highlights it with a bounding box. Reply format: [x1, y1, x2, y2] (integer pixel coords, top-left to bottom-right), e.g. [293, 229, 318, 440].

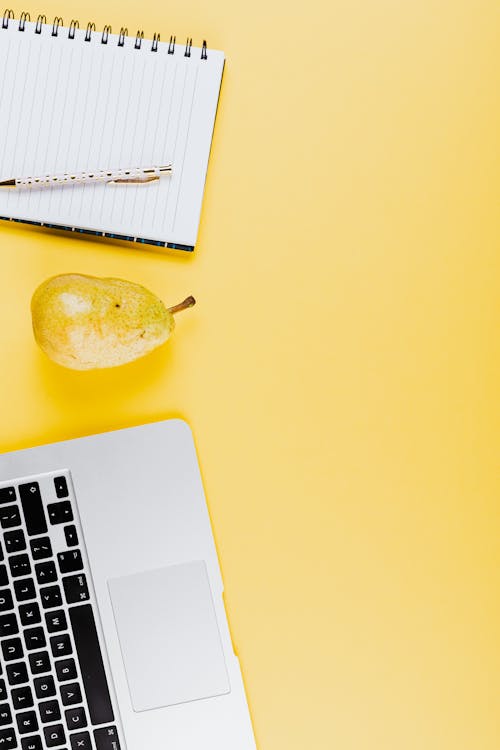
[167, 296, 196, 315]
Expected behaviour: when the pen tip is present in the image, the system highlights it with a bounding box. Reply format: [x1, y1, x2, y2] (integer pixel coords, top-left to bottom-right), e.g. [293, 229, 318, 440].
[0, 179, 15, 187]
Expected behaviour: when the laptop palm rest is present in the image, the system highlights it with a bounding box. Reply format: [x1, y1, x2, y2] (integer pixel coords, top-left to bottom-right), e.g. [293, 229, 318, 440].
[108, 561, 230, 712]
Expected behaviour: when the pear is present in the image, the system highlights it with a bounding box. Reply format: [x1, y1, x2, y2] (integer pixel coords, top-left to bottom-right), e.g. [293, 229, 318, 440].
[31, 273, 195, 370]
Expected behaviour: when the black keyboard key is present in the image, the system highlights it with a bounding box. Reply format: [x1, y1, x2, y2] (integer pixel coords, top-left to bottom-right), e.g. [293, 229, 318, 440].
[0, 488, 16, 505]
[34, 675, 56, 699]
[21, 738, 43, 750]
[24, 627, 46, 651]
[63, 575, 89, 605]
[0, 614, 18, 637]
[30, 538, 52, 561]
[0, 544, 3, 563]
[12, 686, 33, 710]
[14, 579, 36, 603]
[47, 502, 73, 526]
[0, 705, 11, 726]
[0, 727, 16, 749]
[50, 634, 72, 658]
[64, 525, 78, 548]
[0, 568, 8, 588]
[19, 603, 41, 626]
[35, 561, 57, 585]
[60, 682, 82, 706]
[4, 530, 26, 554]
[18, 483, 47, 537]
[6, 661, 28, 685]
[55, 658, 77, 682]
[69, 604, 114, 725]
[0, 506, 20, 530]
[0, 681, 6, 701]
[94, 726, 121, 750]
[65, 706, 87, 732]
[1, 638, 23, 661]
[54, 477, 69, 499]
[17, 711, 38, 735]
[0, 590, 13, 613]
[71, 732, 91, 749]
[46, 610, 67, 633]
[28, 651, 51, 675]
[9, 554, 31, 578]
[39, 700, 61, 724]
[40, 585, 62, 610]
[43, 724, 66, 747]
[57, 550, 83, 575]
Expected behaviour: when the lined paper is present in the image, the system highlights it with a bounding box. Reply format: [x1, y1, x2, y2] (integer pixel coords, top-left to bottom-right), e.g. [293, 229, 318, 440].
[0, 21, 225, 248]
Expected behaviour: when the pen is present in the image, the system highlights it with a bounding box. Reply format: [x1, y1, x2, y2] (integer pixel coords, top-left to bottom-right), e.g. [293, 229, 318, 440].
[0, 165, 173, 188]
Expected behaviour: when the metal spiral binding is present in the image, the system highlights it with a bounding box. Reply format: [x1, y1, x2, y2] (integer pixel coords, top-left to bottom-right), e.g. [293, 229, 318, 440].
[18, 10, 29, 30]
[52, 16, 62, 36]
[1, 10, 209, 58]
[101, 25, 111, 44]
[69, 19, 79, 39]
[2, 8, 13, 28]
[35, 14, 45, 34]
[135, 30, 144, 50]
[85, 22, 95, 42]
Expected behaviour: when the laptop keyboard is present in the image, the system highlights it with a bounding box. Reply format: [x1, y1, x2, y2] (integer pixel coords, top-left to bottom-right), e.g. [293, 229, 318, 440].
[0, 473, 123, 750]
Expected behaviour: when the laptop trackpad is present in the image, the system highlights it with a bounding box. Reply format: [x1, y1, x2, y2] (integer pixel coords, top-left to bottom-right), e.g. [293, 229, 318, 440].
[108, 561, 230, 712]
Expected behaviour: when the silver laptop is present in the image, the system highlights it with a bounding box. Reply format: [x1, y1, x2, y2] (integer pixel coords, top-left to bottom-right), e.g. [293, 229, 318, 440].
[0, 420, 256, 750]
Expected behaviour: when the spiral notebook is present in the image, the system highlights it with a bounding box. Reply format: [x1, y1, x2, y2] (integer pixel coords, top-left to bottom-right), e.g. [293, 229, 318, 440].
[0, 12, 225, 251]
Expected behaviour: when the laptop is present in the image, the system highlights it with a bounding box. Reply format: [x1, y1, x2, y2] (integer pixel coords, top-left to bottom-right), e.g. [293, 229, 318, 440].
[0, 420, 256, 750]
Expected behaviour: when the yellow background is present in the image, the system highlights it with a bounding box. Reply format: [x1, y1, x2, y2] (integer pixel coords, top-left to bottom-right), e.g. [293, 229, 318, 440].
[0, 1, 498, 748]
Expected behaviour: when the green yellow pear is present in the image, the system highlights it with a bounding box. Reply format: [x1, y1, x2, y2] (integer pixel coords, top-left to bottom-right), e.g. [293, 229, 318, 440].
[31, 273, 195, 370]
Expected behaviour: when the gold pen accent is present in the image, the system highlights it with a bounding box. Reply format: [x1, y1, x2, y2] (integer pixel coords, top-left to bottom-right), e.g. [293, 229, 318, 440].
[107, 176, 160, 186]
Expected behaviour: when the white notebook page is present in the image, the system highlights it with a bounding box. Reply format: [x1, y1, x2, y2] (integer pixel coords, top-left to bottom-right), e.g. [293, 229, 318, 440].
[0, 20, 225, 249]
